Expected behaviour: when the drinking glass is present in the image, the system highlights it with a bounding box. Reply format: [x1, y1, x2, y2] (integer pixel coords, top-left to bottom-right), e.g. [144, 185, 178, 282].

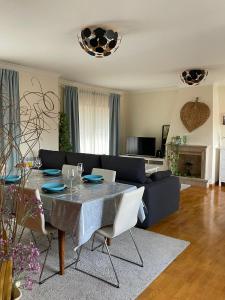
[35, 158, 42, 170]
[23, 157, 32, 183]
[27, 158, 34, 168]
[77, 163, 83, 180]
[67, 168, 76, 192]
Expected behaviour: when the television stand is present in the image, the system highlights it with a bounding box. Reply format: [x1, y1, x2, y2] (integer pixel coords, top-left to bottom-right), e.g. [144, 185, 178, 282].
[120, 154, 167, 173]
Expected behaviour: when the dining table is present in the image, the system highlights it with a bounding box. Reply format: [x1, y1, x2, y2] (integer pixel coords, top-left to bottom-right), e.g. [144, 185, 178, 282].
[25, 170, 145, 276]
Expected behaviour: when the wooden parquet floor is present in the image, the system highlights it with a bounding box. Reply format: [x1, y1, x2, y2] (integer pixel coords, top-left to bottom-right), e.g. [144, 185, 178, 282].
[137, 186, 225, 300]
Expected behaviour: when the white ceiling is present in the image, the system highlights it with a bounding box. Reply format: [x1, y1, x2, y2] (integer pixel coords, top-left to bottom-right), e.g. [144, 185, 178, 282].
[1, 0, 225, 91]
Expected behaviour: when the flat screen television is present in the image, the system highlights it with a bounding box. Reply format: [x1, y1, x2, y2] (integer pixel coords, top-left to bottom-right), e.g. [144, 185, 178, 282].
[126, 137, 156, 156]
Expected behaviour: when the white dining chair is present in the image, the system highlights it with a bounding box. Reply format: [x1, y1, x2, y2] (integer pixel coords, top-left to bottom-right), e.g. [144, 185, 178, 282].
[74, 186, 145, 288]
[17, 187, 57, 284]
[62, 164, 78, 176]
[91, 168, 116, 183]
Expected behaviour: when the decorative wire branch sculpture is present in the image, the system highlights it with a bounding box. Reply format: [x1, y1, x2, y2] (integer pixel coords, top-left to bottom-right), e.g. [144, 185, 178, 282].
[0, 78, 58, 177]
[0, 78, 59, 286]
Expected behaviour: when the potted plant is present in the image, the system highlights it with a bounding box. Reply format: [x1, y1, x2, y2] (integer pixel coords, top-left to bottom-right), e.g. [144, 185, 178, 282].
[166, 139, 180, 175]
[59, 112, 72, 152]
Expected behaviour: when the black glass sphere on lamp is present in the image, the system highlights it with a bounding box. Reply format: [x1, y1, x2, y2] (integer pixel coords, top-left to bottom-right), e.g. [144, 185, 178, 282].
[78, 26, 121, 58]
[181, 69, 208, 86]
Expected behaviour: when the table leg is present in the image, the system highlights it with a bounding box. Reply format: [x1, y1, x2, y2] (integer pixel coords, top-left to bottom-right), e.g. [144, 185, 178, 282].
[106, 238, 112, 246]
[58, 229, 65, 275]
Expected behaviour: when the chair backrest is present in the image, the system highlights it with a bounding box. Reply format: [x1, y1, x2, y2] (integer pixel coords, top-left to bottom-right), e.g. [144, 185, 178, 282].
[62, 164, 78, 176]
[113, 186, 145, 237]
[16, 187, 47, 235]
[91, 168, 116, 183]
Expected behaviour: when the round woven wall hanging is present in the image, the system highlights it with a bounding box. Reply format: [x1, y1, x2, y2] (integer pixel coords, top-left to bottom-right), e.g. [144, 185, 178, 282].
[180, 97, 210, 132]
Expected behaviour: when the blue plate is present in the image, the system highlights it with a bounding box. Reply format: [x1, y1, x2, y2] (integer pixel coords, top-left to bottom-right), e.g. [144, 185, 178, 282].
[0, 175, 21, 183]
[41, 182, 66, 193]
[43, 169, 61, 176]
[82, 174, 104, 183]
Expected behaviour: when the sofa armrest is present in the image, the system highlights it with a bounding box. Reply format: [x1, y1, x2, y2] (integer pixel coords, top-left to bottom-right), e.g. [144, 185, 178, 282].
[137, 175, 180, 228]
[150, 170, 172, 181]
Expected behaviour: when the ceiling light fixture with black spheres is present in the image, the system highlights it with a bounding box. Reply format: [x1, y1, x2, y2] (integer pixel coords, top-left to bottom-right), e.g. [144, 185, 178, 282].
[181, 69, 208, 86]
[78, 27, 122, 58]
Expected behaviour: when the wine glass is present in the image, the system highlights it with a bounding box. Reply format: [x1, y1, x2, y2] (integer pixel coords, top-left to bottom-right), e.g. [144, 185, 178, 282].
[35, 158, 42, 170]
[77, 163, 83, 180]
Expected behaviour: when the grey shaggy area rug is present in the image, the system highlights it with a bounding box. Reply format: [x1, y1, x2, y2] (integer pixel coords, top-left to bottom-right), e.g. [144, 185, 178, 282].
[22, 228, 190, 300]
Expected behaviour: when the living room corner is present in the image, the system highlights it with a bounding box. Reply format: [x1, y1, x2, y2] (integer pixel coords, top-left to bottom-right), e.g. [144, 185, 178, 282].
[1, 2, 225, 300]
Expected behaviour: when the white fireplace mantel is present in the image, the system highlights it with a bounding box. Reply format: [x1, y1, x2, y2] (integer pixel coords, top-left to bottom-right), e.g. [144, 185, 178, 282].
[178, 144, 208, 179]
[167, 144, 209, 187]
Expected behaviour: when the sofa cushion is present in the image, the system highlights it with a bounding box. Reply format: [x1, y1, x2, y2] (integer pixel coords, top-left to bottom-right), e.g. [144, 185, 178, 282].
[39, 149, 66, 170]
[66, 152, 101, 174]
[150, 170, 172, 181]
[101, 155, 146, 183]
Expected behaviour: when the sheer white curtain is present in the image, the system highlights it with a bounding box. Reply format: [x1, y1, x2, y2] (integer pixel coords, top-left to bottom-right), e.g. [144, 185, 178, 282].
[78, 89, 109, 154]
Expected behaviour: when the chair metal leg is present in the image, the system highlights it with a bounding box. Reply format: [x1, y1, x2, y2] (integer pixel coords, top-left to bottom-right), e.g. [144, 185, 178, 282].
[91, 233, 104, 252]
[91, 233, 96, 251]
[18, 228, 38, 247]
[30, 230, 37, 246]
[74, 245, 83, 268]
[102, 242, 105, 253]
[18, 227, 25, 243]
[30, 233, 77, 284]
[129, 229, 143, 267]
[74, 238, 120, 288]
[103, 238, 120, 288]
[39, 233, 60, 285]
[46, 234, 53, 247]
[39, 233, 53, 284]
[100, 229, 144, 267]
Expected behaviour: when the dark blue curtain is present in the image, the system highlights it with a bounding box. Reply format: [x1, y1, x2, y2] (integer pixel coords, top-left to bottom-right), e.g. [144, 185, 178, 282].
[64, 85, 80, 152]
[109, 93, 120, 155]
[0, 69, 20, 175]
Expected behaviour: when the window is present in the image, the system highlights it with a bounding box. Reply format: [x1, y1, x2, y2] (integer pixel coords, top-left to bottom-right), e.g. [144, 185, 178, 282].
[78, 89, 109, 154]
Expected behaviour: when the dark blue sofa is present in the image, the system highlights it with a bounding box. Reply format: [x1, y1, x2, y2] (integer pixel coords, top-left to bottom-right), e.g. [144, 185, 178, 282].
[39, 149, 180, 228]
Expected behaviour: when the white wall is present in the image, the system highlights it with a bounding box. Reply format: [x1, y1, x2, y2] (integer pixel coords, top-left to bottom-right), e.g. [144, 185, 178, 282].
[212, 85, 221, 183]
[213, 84, 225, 182]
[0, 61, 60, 156]
[217, 85, 225, 142]
[125, 89, 175, 150]
[167, 85, 213, 145]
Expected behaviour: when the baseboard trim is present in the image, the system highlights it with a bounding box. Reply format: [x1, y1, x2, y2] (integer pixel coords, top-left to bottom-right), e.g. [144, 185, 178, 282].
[178, 176, 208, 188]
[209, 181, 219, 188]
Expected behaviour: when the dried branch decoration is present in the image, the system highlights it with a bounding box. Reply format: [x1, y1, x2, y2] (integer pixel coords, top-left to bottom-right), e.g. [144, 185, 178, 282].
[0, 77, 59, 209]
[0, 77, 59, 176]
